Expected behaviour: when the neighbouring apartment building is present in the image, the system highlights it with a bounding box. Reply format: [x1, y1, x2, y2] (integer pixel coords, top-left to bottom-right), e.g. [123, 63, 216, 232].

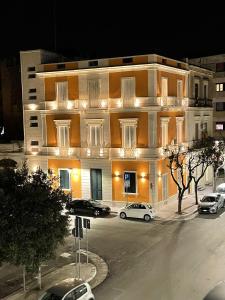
[20, 50, 214, 206]
[189, 54, 225, 139]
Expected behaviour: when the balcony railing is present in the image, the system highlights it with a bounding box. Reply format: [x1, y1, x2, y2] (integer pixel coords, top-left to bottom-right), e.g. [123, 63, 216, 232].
[188, 98, 213, 107]
[81, 147, 109, 158]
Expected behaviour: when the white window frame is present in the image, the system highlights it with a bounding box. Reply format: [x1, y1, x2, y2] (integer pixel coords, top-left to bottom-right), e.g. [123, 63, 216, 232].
[54, 119, 71, 148]
[121, 77, 136, 106]
[55, 81, 68, 102]
[177, 80, 183, 99]
[160, 117, 170, 147]
[176, 117, 184, 144]
[194, 79, 200, 99]
[216, 83, 223, 92]
[88, 79, 100, 101]
[123, 171, 137, 195]
[161, 77, 168, 97]
[203, 81, 208, 99]
[58, 168, 71, 190]
[85, 119, 104, 147]
[119, 118, 138, 149]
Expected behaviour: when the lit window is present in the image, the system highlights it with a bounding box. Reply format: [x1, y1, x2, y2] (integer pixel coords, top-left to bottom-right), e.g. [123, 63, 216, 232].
[124, 172, 136, 194]
[119, 119, 138, 149]
[59, 169, 70, 190]
[216, 123, 225, 131]
[56, 81, 68, 101]
[216, 83, 224, 92]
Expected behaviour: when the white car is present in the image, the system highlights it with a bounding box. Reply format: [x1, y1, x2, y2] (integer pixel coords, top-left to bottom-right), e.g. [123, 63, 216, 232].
[39, 280, 95, 300]
[198, 193, 225, 214]
[119, 203, 155, 222]
[216, 183, 225, 194]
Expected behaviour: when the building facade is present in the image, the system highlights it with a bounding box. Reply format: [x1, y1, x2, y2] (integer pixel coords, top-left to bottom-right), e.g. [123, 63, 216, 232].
[189, 55, 225, 139]
[20, 50, 214, 206]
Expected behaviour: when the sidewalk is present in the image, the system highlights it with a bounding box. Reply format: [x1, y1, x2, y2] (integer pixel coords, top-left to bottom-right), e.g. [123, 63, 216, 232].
[3, 250, 108, 300]
[103, 185, 213, 222]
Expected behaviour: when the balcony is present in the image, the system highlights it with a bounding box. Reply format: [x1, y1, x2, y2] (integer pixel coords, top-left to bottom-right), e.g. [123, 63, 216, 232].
[111, 148, 160, 159]
[81, 147, 109, 158]
[188, 98, 213, 108]
[40, 147, 80, 157]
[159, 97, 187, 107]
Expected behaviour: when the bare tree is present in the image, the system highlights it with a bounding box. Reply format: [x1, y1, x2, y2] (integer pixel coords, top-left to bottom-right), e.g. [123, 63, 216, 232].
[166, 149, 194, 214]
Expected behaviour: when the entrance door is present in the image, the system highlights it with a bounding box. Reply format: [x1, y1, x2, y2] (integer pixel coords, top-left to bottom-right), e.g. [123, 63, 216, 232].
[90, 169, 102, 200]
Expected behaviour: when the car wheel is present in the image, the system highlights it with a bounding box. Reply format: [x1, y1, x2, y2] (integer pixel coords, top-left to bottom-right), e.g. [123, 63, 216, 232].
[93, 210, 100, 217]
[144, 214, 151, 222]
[120, 212, 127, 219]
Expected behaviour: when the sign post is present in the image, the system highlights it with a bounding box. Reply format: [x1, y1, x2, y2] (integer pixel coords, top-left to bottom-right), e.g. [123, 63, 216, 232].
[83, 218, 91, 264]
[72, 216, 83, 279]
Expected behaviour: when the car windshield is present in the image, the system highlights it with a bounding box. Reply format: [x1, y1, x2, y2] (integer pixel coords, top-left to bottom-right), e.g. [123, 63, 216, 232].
[201, 196, 217, 203]
[40, 292, 61, 300]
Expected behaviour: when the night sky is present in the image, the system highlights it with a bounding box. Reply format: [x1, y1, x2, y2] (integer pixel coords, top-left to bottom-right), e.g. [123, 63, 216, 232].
[1, 1, 225, 60]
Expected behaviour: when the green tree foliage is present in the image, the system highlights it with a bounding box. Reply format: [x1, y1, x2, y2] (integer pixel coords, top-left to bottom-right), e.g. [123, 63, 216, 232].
[0, 163, 70, 273]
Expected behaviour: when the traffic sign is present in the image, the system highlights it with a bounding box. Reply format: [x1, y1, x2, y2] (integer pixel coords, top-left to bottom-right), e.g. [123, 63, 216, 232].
[83, 218, 90, 229]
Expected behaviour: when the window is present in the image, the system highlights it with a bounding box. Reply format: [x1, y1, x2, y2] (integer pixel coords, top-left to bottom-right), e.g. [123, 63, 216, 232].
[56, 81, 68, 101]
[124, 172, 136, 194]
[216, 122, 225, 131]
[161, 78, 168, 97]
[29, 95, 37, 100]
[194, 83, 199, 99]
[54, 120, 71, 148]
[28, 74, 36, 79]
[121, 77, 135, 105]
[160, 117, 170, 147]
[119, 118, 138, 148]
[30, 116, 38, 127]
[88, 79, 100, 101]
[123, 57, 133, 64]
[89, 60, 98, 67]
[29, 88, 36, 93]
[216, 62, 225, 72]
[203, 83, 208, 99]
[177, 80, 183, 98]
[57, 63, 65, 69]
[89, 125, 101, 147]
[195, 123, 199, 139]
[59, 169, 70, 190]
[216, 83, 224, 92]
[28, 66, 35, 72]
[30, 140, 39, 146]
[216, 102, 225, 111]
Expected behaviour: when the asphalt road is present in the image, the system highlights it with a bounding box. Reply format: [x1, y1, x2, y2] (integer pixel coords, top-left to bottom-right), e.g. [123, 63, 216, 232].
[70, 209, 225, 300]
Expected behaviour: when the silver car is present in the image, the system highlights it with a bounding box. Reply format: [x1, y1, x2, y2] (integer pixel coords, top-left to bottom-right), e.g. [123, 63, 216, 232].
[198, 193, 225, 214]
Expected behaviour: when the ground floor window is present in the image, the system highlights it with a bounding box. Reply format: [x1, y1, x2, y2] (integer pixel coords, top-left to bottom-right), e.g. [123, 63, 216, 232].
[59, 169, 70, 190]
[124, 171, 136, 194]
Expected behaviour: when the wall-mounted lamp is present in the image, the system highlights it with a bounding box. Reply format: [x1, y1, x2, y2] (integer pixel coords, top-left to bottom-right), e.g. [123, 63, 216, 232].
[157, 172, 162, 179]
[113, 171, 122, 179]
[72, 168, 79, 180]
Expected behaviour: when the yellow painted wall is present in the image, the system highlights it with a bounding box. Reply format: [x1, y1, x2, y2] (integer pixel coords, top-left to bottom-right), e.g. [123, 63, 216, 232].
[157, 71, 186, 97]
[109, 56, 148, 66]
[157, 111, 185, 147]
[46, 114, 80, 147]
[110, 112, 148, 148]
[48, 159, 81, 198]
[112, 161, 150, 202]
[44, 62, 78, 72]
[109, 70, 148, 98]
[45, 76, 79, 100]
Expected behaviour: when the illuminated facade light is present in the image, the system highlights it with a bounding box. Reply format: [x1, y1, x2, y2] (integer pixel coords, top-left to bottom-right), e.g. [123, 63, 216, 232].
[55, 148, 60, 156]
[87, 148, 91, 157]
[82, 101, 88, 109]
[134, 99, 140, 107]
[29, 104, 38, 111]
[117, 100, 123, 108]
[101, 100, 107, 108]
[100, 148, 104, 156]
[67, 101, 73, 110]
[120, 148, 125, 157]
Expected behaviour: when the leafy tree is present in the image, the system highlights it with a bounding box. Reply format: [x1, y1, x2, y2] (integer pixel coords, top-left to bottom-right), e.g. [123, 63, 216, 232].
[0, 163, 70, 278]
[0, 158, 17, 169]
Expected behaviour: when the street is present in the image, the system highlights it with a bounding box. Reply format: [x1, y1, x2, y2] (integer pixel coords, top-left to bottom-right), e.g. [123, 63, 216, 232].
[67, 209, 225, 300]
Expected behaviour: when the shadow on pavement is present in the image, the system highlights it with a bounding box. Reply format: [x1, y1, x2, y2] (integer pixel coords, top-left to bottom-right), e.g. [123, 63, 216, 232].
[196, 207, 225, 219]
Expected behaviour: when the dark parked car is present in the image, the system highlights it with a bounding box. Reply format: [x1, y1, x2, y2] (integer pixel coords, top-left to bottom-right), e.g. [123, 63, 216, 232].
[66, 199, 111, 217]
